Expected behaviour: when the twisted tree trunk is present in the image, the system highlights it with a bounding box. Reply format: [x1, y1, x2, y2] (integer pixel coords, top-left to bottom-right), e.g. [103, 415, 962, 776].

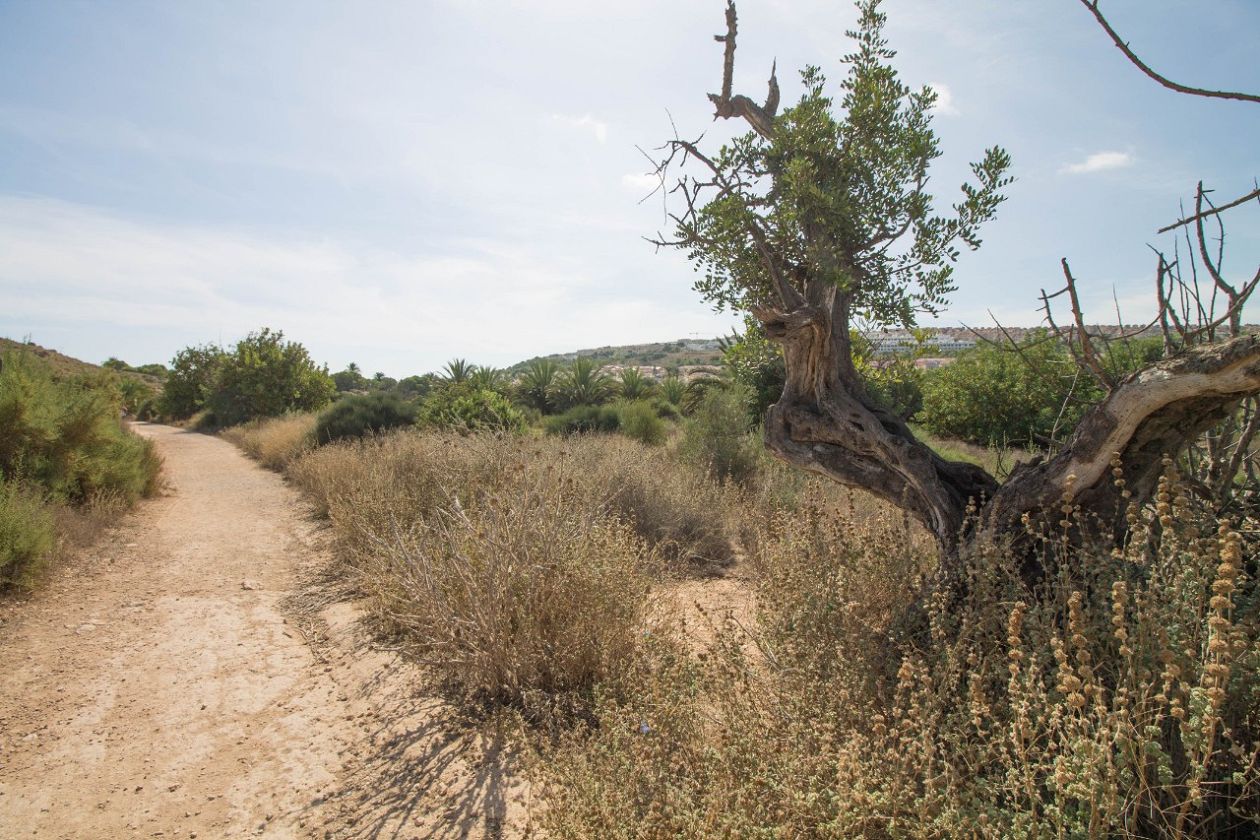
[760, 291, 1260, 566]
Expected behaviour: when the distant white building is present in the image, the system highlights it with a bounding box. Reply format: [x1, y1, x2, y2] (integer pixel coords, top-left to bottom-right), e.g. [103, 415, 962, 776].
[866, 331, 975, 356]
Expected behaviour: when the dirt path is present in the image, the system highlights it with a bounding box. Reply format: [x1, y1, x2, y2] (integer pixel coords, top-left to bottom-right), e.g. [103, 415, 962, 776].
[0, 424, 526, 839]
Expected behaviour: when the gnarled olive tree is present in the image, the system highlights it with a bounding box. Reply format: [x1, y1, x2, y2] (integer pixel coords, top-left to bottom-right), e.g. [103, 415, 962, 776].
[657, 0, 1260, 567]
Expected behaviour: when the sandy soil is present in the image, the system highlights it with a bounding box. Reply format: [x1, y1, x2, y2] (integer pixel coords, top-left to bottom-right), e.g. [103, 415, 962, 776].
[0, 424, 528, 839]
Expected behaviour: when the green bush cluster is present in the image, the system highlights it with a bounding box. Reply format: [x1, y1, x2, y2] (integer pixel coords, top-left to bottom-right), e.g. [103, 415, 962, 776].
[543, 404, 621, 436]
[920, 337, 1088, 447]
[0, 350, 161, 589]
[417, 384, 525, 433]
[314, 392, 417, 443]
[0, 353, 161, 504]
[161, 329, 334, 427]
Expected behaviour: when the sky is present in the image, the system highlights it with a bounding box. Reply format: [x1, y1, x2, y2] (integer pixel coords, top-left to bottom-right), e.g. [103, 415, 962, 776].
[1, 0, 1257, 377]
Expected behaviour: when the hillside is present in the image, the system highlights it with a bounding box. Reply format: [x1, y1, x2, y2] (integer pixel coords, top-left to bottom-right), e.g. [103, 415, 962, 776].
[509, 337, 724, 373]
[0, 337, 163, 390]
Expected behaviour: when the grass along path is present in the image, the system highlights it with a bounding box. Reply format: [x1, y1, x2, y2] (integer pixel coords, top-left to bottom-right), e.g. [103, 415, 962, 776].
[0, 423, 527, 839]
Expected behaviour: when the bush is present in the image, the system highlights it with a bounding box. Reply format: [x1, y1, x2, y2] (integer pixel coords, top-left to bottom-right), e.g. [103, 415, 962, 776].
[314, 393, 417, 444]
[221, 413, 318, 471]
[615, 400, 666, 446]
[543, 404, 621, 437]
[0, 352, 162, 505]
[159, 343, 224, 420]
[418, 385, 526, 433]
[860, 356, 924, 420]
[920, 336, 1092, 446]
[678, 385, 763, 485]
[721, 317, 785, 421]
[205, 328, 335, 428]
[0, 480, 56, 590]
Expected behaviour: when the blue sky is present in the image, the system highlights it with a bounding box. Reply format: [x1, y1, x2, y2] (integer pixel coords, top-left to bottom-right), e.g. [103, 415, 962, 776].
[1, 0, 1256, 376]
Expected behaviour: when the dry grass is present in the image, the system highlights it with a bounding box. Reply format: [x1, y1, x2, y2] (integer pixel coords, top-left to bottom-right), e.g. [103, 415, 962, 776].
[221, 413, 318, 471]
[283, 431, 742, 714]
[536, 466, 1260, 838]
[289, 431, 737, 573]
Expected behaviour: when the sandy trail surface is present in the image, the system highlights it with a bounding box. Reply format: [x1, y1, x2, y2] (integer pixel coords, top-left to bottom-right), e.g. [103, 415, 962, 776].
[0, 424, 526, 839]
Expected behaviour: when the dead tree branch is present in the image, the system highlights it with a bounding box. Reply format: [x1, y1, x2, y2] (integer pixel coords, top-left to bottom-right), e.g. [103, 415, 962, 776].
[1078, 1, 1260, 105]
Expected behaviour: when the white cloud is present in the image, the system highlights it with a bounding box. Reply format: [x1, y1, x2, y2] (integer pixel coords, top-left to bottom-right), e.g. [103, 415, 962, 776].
[927, 82, 958, 117]
[551, 113, 608, 143]
[0, 196, 738, 374]
[1060, 150, 1134, 175]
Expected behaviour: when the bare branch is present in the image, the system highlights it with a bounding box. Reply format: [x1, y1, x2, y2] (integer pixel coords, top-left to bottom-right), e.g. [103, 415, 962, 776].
[707, 1, 780, 139]
[1059, 259, 1113, 387]
[1078, 1, 1260, 105]
[1157, 185, 1260, 234]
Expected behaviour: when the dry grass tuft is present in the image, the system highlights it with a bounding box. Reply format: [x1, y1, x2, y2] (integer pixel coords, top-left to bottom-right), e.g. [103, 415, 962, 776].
[284, 431, 742, 713]
[221, 413, 318, 472]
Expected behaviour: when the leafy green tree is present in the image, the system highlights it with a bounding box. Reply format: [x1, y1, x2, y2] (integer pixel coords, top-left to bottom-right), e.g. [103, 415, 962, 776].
[160, 343, 225, 420]
[207, 328, 335, 427]
[551, 358, 614, 410]
[658, 0, 1011, 554]
[395, 373, 438, 400]
[516, 359, 560, 413]
[332, 364, 369, 392]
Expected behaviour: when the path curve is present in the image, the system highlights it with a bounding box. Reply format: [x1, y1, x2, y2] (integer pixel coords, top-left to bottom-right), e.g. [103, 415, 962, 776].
[0, 424, 525, 839]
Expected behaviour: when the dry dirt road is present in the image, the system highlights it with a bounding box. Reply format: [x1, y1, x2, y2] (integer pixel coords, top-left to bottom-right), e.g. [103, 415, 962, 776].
[0, 424, 527, 840]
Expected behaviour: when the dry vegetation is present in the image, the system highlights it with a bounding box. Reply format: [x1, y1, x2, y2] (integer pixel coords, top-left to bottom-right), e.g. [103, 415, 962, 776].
[219, 412, 318, 471]
[225, 413, 1260, 837]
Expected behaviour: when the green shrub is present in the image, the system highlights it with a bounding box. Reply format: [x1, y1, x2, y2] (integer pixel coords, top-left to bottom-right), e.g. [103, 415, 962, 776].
[678, 385, 762, 485]
[315, 392, 417, 444]
[418, 385, 526, 433]
[920, 336, 1092, 447]
[205, 328, 335, 428]
[543, 404, 621, 437]
[720, 317, 785, 421]
[0, 480, 56, 590]
[159, 343, 224, 420]
[0, 352, 162, 505]
[860, 356, 924, 420]
[615, 400, 666, 446]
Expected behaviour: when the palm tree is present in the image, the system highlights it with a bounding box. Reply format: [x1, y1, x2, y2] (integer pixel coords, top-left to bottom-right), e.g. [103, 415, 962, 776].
[516, 358, 559, 413]
[659, 373, 686, 406]
[468, 365, 507, 392]
[442, 358, 472, 384]
[551, 357, 613, 410]
[618, 367, 655, 401]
